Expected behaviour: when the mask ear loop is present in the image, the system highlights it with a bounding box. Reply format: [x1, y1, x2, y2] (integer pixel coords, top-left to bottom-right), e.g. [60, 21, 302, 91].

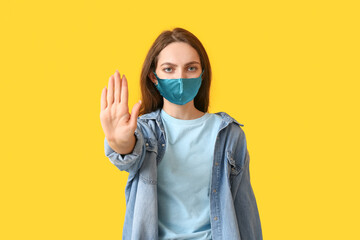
[200, 69, 205, 78]
[152, 71, 160, 85]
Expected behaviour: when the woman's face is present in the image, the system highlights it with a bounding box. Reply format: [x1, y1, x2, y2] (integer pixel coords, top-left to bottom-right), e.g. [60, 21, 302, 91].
[150, 42, 202, 84]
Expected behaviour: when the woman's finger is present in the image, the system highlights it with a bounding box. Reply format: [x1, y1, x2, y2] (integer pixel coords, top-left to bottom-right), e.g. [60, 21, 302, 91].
[107, 75, 114, 106]
[100, 87, 107, 111]
[130, 100, 141, 129]
[121, 74, 128, 106]
[114, 70, 121, 103]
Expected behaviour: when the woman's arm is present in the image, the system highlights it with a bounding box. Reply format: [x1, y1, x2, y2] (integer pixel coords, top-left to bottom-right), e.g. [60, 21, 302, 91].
[104, 121, 146, 176]
[233, 149, 263, 240]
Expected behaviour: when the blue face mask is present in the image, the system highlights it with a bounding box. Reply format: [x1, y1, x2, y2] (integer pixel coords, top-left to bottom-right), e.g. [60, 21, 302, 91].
[153, 69, 204, 105]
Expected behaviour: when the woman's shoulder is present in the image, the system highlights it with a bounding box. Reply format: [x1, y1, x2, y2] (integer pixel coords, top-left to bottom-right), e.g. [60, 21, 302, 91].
[138, 109, 161, 119]
[211, 111, 244, 127]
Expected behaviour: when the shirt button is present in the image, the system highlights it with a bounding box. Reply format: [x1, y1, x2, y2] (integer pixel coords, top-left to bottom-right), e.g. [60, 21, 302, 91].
[214, 216, 218, 221]
[145, 143, 149, 147]
[162, 144, 165, 147]
[215, 162, 219, 166]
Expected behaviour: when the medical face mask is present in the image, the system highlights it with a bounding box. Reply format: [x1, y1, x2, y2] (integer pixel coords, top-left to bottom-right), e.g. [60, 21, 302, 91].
[153, 69, 204, 105]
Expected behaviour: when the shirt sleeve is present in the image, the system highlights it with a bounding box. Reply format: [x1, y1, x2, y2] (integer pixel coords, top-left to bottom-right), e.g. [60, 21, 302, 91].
[234, 148, 263, 239]
[227, 124, 263, 239]
[104, 121, 146, 176]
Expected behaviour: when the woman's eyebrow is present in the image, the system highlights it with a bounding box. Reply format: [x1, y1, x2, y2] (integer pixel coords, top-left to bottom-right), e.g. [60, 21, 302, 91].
[160, 61, 200, 66]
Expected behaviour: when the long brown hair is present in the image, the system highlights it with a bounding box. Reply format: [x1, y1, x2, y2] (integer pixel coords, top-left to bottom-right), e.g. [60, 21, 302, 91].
[138, 27, 212, 116]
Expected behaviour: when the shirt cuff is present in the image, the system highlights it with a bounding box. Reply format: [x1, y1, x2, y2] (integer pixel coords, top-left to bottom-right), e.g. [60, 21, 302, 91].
[104, 125, 145, 172]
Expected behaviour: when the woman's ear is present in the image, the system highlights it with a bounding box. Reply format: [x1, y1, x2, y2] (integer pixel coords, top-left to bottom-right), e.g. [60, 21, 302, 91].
[148, 72, 158, 85]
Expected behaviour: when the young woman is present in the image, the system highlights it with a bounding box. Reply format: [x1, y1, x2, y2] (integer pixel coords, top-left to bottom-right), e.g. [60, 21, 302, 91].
[100, 27, 263, 240]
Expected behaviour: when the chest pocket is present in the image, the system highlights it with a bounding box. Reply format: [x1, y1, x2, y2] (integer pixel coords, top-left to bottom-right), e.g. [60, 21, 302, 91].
[139, 138, 158, 185]
[145, 138, 158, 153]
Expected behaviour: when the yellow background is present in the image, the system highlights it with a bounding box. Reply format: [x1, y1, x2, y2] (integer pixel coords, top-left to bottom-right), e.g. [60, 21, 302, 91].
[1, 0, 359, 239]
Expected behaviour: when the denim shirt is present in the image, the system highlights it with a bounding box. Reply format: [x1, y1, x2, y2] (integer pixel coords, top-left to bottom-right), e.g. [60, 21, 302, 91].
[104, 108, 263, 240]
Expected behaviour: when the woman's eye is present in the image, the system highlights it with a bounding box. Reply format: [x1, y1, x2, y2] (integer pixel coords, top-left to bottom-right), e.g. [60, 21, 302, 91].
[163, 66, 197, 73]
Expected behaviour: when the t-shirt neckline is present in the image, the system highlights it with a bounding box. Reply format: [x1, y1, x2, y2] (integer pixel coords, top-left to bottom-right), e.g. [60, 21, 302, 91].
[160, 109, 211, 125]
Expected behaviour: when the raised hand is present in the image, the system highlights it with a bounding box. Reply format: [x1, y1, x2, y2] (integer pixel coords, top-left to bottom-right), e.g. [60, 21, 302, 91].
[100, 70, 142, 154]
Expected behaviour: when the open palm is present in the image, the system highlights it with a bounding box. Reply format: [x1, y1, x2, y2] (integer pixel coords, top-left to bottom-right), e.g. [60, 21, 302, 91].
[100, 70, 141, 149]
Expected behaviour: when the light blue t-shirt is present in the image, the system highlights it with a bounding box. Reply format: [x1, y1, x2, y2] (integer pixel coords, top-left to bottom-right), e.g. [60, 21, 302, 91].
[157, 109, 223, 240]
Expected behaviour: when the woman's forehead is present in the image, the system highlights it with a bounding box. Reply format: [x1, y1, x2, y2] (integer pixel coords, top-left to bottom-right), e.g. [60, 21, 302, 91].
[157, 42, 200, 65]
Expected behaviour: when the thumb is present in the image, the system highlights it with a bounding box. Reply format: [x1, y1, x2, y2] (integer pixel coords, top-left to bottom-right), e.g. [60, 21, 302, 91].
[130, 100, 142, 129]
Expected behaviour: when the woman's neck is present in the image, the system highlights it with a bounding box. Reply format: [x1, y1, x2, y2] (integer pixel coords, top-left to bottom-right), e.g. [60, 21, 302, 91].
[162, 99, 205, 120]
